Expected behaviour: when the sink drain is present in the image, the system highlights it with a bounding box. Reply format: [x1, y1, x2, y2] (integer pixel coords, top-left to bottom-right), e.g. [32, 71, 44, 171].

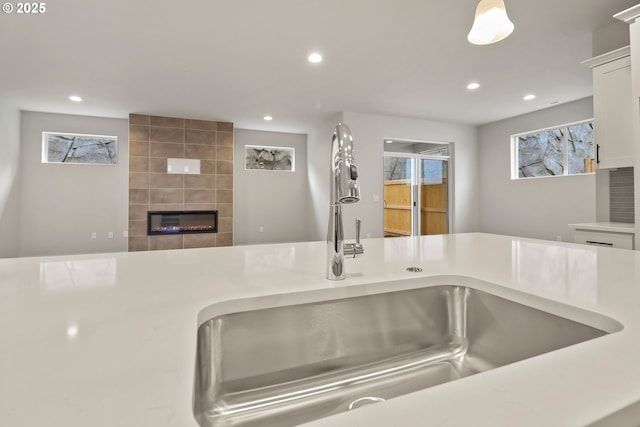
[406, 266, 423, 273]
[348, 396, 386, 411]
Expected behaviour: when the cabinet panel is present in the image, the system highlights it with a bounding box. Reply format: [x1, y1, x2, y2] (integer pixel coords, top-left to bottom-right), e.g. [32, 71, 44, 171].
[593, 56, 634, 169]
[574, 230, 634, 249]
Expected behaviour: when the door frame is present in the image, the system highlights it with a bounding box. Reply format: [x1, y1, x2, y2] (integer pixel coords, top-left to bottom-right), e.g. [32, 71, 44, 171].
[383, 144, 454, 236]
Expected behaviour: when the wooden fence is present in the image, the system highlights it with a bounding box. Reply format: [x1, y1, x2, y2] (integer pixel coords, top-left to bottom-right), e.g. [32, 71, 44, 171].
[383, 179, 447, 237]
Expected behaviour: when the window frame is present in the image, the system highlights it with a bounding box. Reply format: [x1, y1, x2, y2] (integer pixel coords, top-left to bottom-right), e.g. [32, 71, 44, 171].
[244, 144, 295, 172]
[510, 118, 595, 180]
[42, 131, 118, 165]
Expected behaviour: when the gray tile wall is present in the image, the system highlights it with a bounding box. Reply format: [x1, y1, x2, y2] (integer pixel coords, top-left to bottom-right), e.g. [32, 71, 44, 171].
[610, 167, 634, 223]
[128, 114, 233, 251]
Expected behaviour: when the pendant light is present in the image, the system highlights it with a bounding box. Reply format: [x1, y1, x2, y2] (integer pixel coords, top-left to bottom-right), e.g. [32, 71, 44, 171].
[467, 0, 514, 45]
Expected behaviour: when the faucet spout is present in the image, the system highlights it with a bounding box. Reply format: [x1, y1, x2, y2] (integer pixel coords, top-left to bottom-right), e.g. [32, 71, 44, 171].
[330, 124, 360, 205]
[327, 123, 362, 280]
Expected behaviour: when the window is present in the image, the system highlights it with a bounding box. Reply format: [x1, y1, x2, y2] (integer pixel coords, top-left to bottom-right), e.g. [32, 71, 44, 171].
[244, 145, 295, 171]
[42, 132, 118, 165]
[511, 120, 594, 179]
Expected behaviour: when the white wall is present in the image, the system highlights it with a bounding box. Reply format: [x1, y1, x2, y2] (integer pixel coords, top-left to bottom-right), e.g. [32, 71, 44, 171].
[233, 129, 309, 245]
[9, 100, 593, 256]
[592, 21, 630, 56]
[19, 111, 129, 256]
[0, 101, 21, 257]
[478, 97, 595, 242]
[306, 111, 479, 241]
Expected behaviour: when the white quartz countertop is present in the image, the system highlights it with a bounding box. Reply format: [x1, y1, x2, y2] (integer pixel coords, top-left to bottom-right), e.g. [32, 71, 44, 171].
[569, 221, 636, 233]
[3, 232, 640, 426]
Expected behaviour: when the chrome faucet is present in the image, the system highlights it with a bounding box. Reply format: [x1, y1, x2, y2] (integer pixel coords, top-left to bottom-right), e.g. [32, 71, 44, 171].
[327, 123, 364, 280]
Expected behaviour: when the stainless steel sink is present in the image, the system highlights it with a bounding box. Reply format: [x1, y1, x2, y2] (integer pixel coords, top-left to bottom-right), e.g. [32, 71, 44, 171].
[193, 285, 617, 427]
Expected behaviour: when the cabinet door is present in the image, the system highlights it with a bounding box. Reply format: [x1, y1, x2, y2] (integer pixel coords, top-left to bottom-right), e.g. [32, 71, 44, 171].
[593, 56, 634, 169]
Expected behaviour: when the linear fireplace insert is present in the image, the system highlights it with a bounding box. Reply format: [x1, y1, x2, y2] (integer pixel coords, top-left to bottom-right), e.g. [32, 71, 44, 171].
[147, 210, 218, 235]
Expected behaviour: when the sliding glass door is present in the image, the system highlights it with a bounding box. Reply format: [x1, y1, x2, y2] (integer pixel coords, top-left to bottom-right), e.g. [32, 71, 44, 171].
[382, 156, 413, 237]
[383, 151, 449, 237]
[419, 158, 448, 235]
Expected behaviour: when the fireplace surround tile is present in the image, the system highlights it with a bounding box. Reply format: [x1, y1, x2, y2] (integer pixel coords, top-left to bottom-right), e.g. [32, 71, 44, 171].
[216, 146, 233, 161]
[218, 217, 232, 233]
[129, 236, 149, 252]
[217, 160, 233, 175]
[129, 189, 149, 204]
[217, 122, 233, 132]
[217, 232, 233, 246]
[185, 144, 214, 160]
[185, 189, 216, 204]
[217, 175, 233, 190]
[200, 160, 216, 174]
[129, 125, 150, 141]
[150, 142, 184, 158]
[130, 156, 150, 173]
[128, 220, 147, 237]
[185, 203, 216, 211]
[186, 119, 218, 131]
[149, 158, 167, 173]
[149, 203, 184, 212]
[150, 188, 184, 204]
[150, 126, 185, 144]
[186, 129, 216, 145]
[129, 204, 148, 221]
[129, 114, 233, 251]
[129, 173, 150, 189]
[149, 116, 185, 128]
[149, 235, 183, 250]
[129, 140, 149, 157]
[184, 233, 217, 249]
[129, 114, 150, 125]
[216, 189, 233, 204]
[217, 203, 232, 218]
[185, 175, 215, 189]
[217, 131, 233, 146]
[150, 174, 184, 189]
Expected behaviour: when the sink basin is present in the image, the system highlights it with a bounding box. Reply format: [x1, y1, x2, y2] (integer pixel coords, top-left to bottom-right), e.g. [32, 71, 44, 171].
[193, 284, 618, 427]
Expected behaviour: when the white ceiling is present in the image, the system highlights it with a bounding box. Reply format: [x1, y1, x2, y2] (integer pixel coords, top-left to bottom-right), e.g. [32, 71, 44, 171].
[1, 0, 638, 133]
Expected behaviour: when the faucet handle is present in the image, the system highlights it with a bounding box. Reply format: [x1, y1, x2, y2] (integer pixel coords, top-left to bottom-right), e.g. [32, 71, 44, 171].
[344, 219, 364, 258]
[354, 218, 364, 256]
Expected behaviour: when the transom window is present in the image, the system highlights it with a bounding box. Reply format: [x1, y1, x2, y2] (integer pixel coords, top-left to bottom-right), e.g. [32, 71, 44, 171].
[511, 120, 594, 179]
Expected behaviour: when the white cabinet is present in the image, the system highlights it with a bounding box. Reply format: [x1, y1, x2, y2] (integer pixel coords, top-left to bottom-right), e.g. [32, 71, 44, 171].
[570, 222, 635, 250]
[574, 229, 634, 249]
[616, 6, 640, 249]
[583, 48, 634, 169]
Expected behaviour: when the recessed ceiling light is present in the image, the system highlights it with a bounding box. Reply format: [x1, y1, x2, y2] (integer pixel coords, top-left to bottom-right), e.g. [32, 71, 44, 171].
[523, 94, 536, 101]
[308, 53, 323, 63]
[69, 95, 83, 102]
[66, 325, 79, 337]
[386, 140, 393, 144]
[264, 115, 273, 121]
[467, 82, 480, 90]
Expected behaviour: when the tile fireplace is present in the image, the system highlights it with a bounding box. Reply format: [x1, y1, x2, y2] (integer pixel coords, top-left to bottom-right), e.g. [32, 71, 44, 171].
[128, 114, 233, 251]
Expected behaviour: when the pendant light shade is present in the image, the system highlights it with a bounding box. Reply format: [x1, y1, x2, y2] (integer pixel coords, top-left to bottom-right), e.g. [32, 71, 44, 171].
[467, 0, 514, 45]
